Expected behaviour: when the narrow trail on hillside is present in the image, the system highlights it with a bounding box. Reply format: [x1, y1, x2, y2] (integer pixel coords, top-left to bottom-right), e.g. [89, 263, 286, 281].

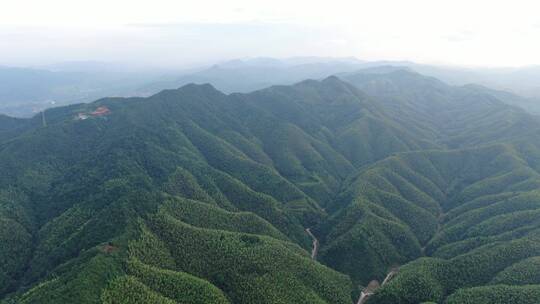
[305, 228, 319, 260]
[356, 268, 399, 304]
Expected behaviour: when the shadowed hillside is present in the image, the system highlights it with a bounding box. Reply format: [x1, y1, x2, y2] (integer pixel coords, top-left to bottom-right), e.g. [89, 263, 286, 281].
[2, 70, 540, 303]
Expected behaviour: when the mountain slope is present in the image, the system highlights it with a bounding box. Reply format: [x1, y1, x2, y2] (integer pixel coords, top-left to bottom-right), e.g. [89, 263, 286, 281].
[2, 70, 540, 303]
[1, 77, 430, 303]
[331, 69, 540, 303]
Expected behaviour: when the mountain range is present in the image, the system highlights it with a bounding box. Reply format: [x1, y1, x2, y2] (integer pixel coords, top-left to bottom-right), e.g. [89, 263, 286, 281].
[1, 67, 540, 303]
[3, 58, 540, 118]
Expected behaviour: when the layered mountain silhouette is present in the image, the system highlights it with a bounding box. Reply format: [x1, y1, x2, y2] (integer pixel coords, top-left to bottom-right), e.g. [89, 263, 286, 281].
[2, 69, 540, 303]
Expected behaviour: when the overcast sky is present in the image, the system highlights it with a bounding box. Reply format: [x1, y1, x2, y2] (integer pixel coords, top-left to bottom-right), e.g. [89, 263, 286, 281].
[1, 0, 540, 68]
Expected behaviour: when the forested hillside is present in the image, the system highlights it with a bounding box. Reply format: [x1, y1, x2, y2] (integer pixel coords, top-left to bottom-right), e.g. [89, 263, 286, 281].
[1, 69, 540, 303]
[342, 69, 540, 303]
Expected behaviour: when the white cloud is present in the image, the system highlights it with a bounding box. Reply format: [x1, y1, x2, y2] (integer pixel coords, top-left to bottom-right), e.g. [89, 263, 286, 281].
[1, 0, 540, 67]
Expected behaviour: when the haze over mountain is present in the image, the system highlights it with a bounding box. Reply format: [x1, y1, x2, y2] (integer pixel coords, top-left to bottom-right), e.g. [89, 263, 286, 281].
[2, 65, 540, 303]
[3, 57, 540, 118]
[3, 0, 540, 303]
[0, 63, 179, 117]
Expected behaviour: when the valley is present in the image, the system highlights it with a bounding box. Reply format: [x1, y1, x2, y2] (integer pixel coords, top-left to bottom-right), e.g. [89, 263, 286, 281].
[1, 68, 540, 303]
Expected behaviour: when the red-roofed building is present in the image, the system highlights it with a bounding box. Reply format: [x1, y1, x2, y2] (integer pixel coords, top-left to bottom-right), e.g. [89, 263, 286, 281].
[91, 106, 111, 116]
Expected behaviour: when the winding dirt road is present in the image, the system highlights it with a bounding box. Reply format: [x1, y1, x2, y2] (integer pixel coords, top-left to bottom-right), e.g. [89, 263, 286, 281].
[357, 268, 399, 304]
[305, 228, 319, 260]
[356, 281, 379, 304]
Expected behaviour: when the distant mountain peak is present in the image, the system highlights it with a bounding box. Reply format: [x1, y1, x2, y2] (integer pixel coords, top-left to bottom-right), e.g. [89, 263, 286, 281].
[176, 82, 220, 92]
[323, 75, 341, 82]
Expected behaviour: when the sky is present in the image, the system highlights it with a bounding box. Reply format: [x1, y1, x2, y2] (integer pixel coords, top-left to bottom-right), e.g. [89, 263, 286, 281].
[1, 0, 540, 68]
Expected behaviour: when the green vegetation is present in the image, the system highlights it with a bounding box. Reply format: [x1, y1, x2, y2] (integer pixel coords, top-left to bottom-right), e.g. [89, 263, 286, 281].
[125, 259, 230, 304]
[445, 285, 540, 304]
[3, 69, 540, 303]
[491, 257, 540, 285]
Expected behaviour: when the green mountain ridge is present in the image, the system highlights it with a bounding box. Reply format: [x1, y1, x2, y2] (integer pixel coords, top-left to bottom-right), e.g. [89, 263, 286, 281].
[1, 70, 540, 303]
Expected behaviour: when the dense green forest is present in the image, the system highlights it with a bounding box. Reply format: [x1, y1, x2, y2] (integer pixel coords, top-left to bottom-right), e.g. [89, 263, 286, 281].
[1, 68, 540, 303]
